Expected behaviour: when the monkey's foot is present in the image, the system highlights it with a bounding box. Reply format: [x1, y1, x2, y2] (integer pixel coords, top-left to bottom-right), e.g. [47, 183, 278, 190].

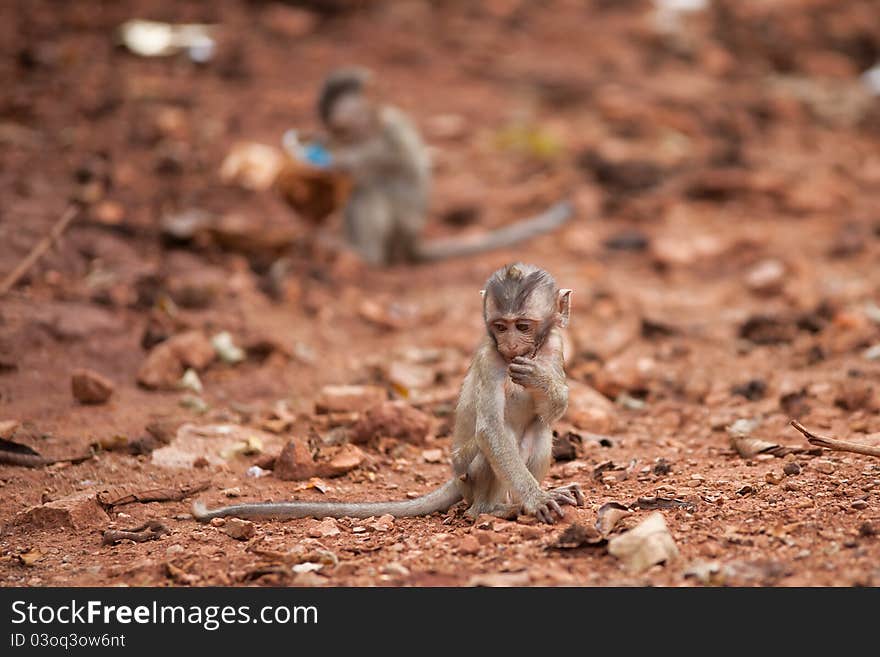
[549, 483, 585, 507]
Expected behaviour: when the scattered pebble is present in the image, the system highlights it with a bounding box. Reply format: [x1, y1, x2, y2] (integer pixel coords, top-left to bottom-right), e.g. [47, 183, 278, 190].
[223, 518, 255, 541]
[457, 535, 481, 556]
[422, 448, 444, 463]
[212, 331, 245, 364]
[783, 462, 801, 476]
[71, 369, 115, 404]
[813, 460, 836, 474]
[178, 368, 203, 394]
[851, 500, 868, 510]
[765, 471, 784, 485]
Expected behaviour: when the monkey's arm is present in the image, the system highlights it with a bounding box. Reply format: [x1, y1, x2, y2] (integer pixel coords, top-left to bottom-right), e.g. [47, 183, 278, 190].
[473, 368, 562, 522]
[508, 354, 568, 424]
[329, 137, 401, 173]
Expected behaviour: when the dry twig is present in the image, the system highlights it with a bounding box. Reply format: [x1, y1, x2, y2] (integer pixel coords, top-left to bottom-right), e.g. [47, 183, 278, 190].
[102, 520, 170, 545]
[790, 420, 880, 458]
[0, 206, 78, 296]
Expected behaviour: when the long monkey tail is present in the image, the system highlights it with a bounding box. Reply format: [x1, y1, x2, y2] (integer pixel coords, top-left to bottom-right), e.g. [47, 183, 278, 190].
[191, 479, 462, 522]
[413, 200, 574, 263]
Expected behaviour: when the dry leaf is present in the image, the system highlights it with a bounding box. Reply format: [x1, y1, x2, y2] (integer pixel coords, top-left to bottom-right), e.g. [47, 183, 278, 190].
[17, 549, 44, 566]
[0, 420, 20, 436]
[608, 512, 679, 573]
[553, 523, 607, 548]
[633, 496, 695, 511]
[596, 502, 633, 535]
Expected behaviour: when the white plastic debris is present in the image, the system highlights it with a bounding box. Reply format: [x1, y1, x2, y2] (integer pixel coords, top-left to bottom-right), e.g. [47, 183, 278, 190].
[219, 142, 284, 191]
[246, 465, 270, 479]
[212, 331, 245, 364]
[861, 63, 880, 96]
[653, 0, 709, 33]
[119, 20, 216, 62]
[178, 368, 203, 394]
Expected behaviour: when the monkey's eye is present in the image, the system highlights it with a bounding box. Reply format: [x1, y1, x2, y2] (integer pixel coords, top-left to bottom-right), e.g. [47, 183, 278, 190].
[493, 322, 508, 333]
[515, 322, 531, 333]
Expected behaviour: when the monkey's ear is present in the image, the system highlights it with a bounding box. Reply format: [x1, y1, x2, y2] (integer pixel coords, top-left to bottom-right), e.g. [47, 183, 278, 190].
[480, 289, 486, 299]
[556, 289, 572, 328]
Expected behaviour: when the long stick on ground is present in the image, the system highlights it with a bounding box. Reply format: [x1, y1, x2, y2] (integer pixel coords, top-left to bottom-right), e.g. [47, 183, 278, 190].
[0, 205, 79, 296]
[790, 420, 880, 458]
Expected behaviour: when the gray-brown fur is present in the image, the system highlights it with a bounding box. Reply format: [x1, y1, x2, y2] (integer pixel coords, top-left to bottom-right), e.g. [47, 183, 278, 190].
[192, 263, 582, 524]
[318, 68, 574, 265]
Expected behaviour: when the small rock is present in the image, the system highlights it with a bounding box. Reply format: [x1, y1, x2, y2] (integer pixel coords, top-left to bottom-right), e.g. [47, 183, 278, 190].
[468, 571, 532, 587]
[813, 459, 836, 474]
[765, 471, 784, 485]
[170, 331, 216, 370]
[371, 515, 394, 532]
[388, 361, 435, 394]
[223, 518, 255, 541]
[349, 401, 433, 444]
[166, 544, 185, 556]
[209, 518, 226, 527]
[519, 525, 544, 540]
[222, 487, 241, 498]
[852, 500, 869, 510]
[13, 493, 109, 531]
[744, 259, 786, 295]
[212, 331, 245, 364]
[863, 344, 880, 361]
[308, 518, 340, 538]
[71, 368, 114, 404]
[565, 380, 617, 433]
[178, 368, 203, 394]
[783, 462, 801, 476]
[783, 480, 800, 492]
[381, 562, 410, 577]
[317, 443, 365, 477]
[274, 438, 318, 481]
[653, 458, 672, 475]
[457, 535, 481, 556]
[315, 385, 387, 414]
[422, 448, 444, 463]
[179, 395, 208, 414]
[138, 331, 215, 390]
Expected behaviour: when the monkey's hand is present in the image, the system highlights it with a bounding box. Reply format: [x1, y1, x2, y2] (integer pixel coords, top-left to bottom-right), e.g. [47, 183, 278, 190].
[522, 490, 568, 524]
[550, 483, 585, 507]
[508, 356, 551, 390]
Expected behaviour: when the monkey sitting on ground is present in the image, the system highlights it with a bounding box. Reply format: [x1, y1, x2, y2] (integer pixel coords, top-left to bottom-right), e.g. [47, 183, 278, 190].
[193, 263, 584, 524]
[315, 68, 574, 266]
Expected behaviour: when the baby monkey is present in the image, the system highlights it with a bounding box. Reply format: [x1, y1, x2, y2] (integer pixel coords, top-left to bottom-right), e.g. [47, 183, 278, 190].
[193, 263, 583, 524]
[317, 68, 574, 265]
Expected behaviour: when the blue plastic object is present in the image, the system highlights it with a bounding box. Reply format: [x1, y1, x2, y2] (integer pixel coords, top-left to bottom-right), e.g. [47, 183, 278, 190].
[303, 143, 332, 168]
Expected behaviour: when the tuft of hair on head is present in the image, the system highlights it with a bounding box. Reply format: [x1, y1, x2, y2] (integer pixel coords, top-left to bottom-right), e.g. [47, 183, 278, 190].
[318, 67, 372, 124]
[484, 263, 556, 314]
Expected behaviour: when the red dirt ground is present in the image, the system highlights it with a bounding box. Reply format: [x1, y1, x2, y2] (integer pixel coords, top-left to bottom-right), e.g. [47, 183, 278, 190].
[1, 0, 879, 587]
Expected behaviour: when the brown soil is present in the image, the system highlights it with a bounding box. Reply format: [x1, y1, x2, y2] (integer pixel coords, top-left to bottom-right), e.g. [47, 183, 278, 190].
[1, 0, 879, 587]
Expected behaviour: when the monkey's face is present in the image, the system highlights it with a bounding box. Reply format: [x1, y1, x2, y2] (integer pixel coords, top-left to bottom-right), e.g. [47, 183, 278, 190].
[489, 318, 540, 361]
[327, 92, 376, 142]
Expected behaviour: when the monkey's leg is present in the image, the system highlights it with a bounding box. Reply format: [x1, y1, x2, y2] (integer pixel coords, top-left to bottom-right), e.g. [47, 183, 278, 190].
[344, 188, 394, 265]
[523, 421, 583, 508]
[462, 452, 519, 519]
